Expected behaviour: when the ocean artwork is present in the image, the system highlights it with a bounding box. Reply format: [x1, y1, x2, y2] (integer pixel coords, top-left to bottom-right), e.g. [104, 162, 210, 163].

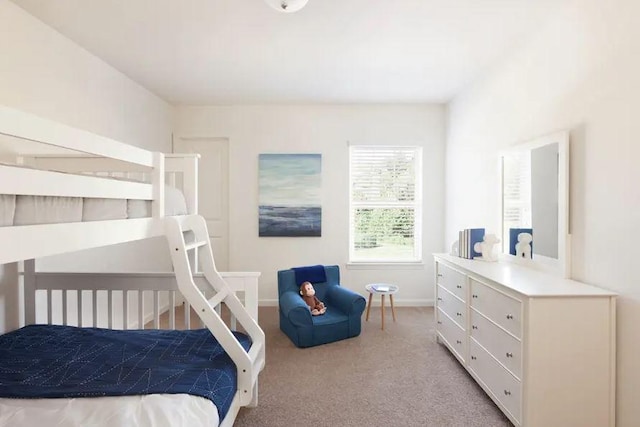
[259, 153, 321, 237]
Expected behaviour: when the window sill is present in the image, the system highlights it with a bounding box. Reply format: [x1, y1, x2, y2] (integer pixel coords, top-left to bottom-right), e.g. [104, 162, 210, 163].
[346, 262, 425, 270]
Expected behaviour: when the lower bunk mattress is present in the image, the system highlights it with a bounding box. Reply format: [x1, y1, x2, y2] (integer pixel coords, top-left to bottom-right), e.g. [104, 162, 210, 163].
[0, 393, 219, 427]
[0, 324, 252, 426]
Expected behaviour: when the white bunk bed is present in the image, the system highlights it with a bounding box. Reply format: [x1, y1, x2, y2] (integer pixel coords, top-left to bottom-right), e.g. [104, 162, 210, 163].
[0, 105, 265, 427]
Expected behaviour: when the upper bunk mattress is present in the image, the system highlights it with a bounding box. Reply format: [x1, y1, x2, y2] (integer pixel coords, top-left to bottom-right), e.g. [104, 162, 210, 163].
[0, 324, 251, 421]
[0, 186, 187, 226]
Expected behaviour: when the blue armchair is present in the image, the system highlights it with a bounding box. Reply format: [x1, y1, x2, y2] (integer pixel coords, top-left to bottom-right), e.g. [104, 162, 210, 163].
[278, 265, 366, 348]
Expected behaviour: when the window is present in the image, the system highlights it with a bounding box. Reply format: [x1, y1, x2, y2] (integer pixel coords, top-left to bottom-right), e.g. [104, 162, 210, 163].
[349, 145, 422, 263]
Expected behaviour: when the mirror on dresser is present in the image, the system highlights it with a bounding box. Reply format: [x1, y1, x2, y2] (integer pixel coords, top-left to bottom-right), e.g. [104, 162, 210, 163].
[500, 131, 570, 278]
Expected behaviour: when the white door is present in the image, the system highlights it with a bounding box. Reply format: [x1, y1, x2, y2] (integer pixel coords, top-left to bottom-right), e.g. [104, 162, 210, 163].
[173, 136, 229, 271]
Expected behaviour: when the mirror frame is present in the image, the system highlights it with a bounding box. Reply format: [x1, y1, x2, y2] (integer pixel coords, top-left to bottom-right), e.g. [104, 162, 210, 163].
[500, 130, 571, 278]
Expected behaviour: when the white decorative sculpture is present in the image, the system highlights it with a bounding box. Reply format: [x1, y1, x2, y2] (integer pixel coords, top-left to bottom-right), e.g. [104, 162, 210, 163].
[515, 232, 533, 259]
[474, 234, 501, 262]
[451, 240, 459, 256]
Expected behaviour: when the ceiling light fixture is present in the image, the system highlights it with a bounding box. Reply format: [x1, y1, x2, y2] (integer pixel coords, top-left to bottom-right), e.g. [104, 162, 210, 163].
[264, 0, 309, 13]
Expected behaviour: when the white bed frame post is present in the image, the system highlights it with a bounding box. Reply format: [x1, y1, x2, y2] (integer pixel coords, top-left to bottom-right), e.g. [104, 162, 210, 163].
[152, 152, 165, 218]
[0, 263, 20, 332]
[23, 259, 36, 325]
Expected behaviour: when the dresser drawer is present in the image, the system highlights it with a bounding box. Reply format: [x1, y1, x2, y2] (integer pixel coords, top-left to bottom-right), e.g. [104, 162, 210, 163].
[470, 279, 522, 339]
[436, 308, 466, 362]
[469, 338, 522, 423]
[436, 285, 466, 330]
[470, 309, 522, 379]
[436, 262, 467, 301]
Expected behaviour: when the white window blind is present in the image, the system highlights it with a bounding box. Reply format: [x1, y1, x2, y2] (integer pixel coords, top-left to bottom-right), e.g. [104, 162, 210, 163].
[349, 145, 422, 262]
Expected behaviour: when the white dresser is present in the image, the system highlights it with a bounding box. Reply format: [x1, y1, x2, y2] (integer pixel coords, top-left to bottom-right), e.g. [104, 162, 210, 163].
[433, 254, 616, 427]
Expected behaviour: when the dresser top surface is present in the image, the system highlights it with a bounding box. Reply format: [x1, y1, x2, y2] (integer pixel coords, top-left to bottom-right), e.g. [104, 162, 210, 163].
[433, 254, 617, 297]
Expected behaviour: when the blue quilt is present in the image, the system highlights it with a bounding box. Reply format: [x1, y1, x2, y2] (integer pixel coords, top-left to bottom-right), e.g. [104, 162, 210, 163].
[0, 324, 251, 421]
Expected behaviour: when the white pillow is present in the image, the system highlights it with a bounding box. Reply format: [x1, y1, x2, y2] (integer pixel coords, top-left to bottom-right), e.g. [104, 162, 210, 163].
[127, 186, 189, 218]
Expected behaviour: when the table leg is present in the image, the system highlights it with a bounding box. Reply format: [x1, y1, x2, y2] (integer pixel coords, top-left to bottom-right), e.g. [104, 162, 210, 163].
[381, 294, 385, 330]
[390, 294, 397, 322]
[366, 292, 372, 321]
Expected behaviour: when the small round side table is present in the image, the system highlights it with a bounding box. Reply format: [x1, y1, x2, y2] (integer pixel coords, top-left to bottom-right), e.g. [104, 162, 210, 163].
[365, 283, 399, 330]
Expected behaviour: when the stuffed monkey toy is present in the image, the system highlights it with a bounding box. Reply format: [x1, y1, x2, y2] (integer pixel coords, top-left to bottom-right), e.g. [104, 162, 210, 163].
[299, 281, 326, 315]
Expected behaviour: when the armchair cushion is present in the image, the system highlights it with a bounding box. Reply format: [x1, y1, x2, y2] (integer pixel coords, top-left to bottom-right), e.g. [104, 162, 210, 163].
[292, 265, 326, 285]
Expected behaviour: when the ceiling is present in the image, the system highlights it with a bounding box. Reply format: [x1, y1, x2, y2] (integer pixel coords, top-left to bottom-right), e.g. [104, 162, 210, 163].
[12, 0, 564, 105]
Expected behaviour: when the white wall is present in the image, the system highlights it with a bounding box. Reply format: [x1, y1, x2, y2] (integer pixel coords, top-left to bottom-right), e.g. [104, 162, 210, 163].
[446, 0, 640, 424]
[174, 105, 445, 306]
[0, 0, 174, 330]
[0, 1, 172, 152]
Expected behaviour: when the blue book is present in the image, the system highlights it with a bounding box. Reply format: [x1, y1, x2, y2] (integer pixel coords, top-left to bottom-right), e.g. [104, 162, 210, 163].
[468, 228, 485, 259]
[509, 228, 533, 256]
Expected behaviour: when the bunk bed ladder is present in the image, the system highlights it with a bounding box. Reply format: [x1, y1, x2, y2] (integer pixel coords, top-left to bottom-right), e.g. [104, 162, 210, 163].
[165, 215, 265, 407]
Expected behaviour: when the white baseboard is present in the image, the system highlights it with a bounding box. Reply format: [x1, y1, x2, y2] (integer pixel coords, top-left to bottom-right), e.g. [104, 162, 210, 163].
[259, 299, 279, 307]
[259, 299, 434, 307]
[128, 300, 173, 329]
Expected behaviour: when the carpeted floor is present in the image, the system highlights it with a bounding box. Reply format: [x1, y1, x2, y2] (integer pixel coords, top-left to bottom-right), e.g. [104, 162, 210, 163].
[234, 306, 512, 427]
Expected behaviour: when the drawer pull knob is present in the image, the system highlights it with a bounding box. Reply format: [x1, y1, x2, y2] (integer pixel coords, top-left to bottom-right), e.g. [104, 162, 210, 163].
[437, 321, 442, 324]
[471, 356, 477, 360]
[437, 297, 443, 301]
[506, 314, 514, 320]
[456, 312, 462, 316]
[437, 274, 443, 277]
[456, 285, 462, 289]
[504, 390, 511, 396]
[456, 340, 462, 344]
[506, 352, 513, 358]
[472, 325, 478, 330]
[472, 294, 478, 299]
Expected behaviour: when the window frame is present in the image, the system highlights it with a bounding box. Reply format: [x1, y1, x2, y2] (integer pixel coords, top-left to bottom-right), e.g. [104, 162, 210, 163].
[348, 144, 423, 265]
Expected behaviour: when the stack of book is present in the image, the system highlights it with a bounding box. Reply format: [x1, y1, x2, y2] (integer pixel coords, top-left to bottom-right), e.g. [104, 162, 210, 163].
[457, 228, 485, 259]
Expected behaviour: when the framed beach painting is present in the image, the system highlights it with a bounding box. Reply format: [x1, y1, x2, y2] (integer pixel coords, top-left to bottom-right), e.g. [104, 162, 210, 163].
[259, 153, 321, 237]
